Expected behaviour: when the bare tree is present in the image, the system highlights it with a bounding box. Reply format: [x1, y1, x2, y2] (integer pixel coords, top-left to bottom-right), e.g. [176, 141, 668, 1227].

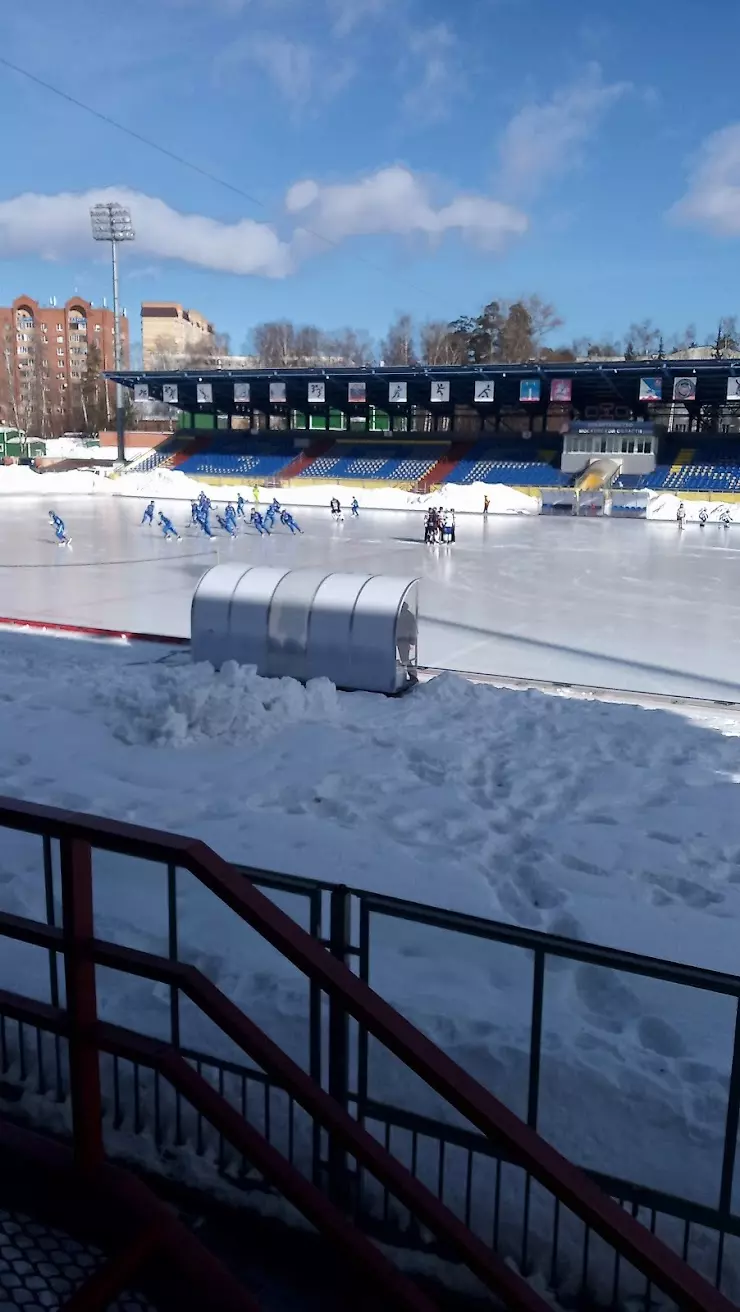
[325, 327, 374, 366]
[666, 324, 698, 355]
[252, 321, 297, 367]
[626, 319, 662, 358]
[380, 314, 416, 365]
[293, 325, 322, 364]
[419, 320, 458, 364]
[521, 295, 563, 351]
[184, 331, 231, 368]
[713, 317, 740, 357]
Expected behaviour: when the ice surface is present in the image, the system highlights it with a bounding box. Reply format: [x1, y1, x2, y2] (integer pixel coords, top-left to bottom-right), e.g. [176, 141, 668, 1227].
[1, 493, 740, 699]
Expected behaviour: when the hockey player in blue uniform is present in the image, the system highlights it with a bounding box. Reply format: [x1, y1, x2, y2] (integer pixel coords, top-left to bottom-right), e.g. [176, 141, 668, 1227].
[280, 508, 302, 534]
[251, 508, 270, 536]
[216, 513, 238, 539]
[158, 511, 181, 541]
[141, 500, 155, 526]
[351, 497, 359, 517]
[49, 511, 70, 547]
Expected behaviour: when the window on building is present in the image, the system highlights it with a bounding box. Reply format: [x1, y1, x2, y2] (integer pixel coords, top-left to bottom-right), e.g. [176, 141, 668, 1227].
[57, 348, 65, 357]
[56, 336, 64, 344]
[94, 324, 102, 331]
[56, 323, 64, 331]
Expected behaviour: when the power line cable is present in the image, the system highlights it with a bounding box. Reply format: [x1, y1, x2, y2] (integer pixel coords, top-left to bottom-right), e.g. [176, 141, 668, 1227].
[0, 54, 425, 296]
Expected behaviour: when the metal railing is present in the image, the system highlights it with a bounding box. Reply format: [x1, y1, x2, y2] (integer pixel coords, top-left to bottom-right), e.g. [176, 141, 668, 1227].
[0, 796, 736, 1310]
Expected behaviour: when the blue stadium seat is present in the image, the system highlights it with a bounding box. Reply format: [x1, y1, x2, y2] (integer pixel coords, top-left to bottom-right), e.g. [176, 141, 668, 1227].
[445, 441, 566, 486]
[177, 435, 297, 481]
[297, 444, 440, 481]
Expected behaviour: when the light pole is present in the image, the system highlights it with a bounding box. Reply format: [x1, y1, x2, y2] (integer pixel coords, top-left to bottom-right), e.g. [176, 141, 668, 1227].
[90, 202, 135, 463]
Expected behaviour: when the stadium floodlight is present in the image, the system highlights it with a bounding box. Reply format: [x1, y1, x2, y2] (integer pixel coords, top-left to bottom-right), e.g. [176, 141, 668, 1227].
[90, 203, 135, 463]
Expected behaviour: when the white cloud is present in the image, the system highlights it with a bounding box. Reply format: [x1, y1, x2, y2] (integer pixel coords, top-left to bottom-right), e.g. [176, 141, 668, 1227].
[215, 32, 353, 107]
[669, 124, 740, 237]
[326, 0, 392, 36]
[497, 63, 630, 201]
[285, 165, 528, 253]
[226, 34, 316, 105]
[0, 187, 293, 278]
[402, 23, 458, 124]
[0, 168, 528, 281]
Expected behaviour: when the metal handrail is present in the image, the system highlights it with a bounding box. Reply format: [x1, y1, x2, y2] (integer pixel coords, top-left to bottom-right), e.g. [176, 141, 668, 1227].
[0, 795, 735, 1312]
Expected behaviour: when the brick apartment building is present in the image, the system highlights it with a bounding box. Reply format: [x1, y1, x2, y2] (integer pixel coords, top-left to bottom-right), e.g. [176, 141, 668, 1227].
[0, 296, 130, 435]
[141, 302, 214, 368]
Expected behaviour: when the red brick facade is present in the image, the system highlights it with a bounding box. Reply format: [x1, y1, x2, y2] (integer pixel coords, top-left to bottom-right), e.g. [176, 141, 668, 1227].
[0, 296, 130, 435]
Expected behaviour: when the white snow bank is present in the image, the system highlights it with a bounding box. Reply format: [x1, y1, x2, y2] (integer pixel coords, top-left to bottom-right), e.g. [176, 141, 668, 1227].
[0, 463, 539, 515]
[648, 490, 740, 522]
[1, 634, 739, 1297]
[108, 467, 539, 515]
[0, 464, 114, 496]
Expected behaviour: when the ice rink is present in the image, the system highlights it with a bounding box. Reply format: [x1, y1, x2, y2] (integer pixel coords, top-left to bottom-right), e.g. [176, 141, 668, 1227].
[1, 494, 739, 700]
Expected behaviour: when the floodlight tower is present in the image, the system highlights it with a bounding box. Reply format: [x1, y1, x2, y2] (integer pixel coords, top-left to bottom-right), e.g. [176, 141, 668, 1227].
[90, 202, 135, 463]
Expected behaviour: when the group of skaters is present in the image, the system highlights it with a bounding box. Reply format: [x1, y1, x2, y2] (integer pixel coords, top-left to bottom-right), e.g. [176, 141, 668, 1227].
[140, 490, 302, 540]
[677, 502, 733, 529]
[424, 506, 456, 545]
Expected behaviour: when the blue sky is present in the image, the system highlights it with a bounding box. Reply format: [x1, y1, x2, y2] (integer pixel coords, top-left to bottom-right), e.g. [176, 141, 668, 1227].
[0, 0, 739, 357]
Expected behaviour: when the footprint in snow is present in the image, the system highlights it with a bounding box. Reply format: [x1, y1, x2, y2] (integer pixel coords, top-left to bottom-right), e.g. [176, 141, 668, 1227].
[636, 1015, 686, 1059]
[574, 964, 642, 1031]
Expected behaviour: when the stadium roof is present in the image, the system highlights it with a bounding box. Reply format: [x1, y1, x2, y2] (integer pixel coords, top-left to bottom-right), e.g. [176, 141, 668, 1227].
[106, 360, 740, 414]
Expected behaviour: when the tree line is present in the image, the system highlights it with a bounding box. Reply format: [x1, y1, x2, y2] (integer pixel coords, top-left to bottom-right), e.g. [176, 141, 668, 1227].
[246, 301, 740, 368]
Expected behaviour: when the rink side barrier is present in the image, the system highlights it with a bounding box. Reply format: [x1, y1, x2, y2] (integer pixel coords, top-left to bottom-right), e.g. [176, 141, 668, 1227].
[0, 616, 189, 647]
[0, 614, 737, 711]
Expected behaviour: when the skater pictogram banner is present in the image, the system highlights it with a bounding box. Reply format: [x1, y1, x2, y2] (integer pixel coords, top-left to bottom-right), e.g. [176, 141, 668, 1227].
[727, 377, 740, 401]
[550, 378, 572, 402]
[389, 382, 408, 403]
[430, 380, 450, 403]
[520, 379, 541, 403]
[474, 380, 494, 402]
[234, 383, 250, 402]
[673, 377, 696, 401]
[269, 382, 287, 403]
[308, 381, 325, 403]
[348, 382, 366, 403]
[639, 377, 662, 401]
[162, 383, 178, 405]
[134, 384, 149, 402]
[196, 383, 212, 404]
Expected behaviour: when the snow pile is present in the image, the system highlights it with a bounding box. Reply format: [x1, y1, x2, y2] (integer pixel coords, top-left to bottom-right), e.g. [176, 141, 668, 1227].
[107, 659, 340, 747]
[648, 491, 740, 521]
[0, 464, 114, 496]
[107, 467, 540, 515]
[1, 634, 740, 1294]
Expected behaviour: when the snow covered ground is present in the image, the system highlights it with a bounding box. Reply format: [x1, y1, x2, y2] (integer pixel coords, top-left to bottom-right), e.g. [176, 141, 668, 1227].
[1, 631, 740, 1225]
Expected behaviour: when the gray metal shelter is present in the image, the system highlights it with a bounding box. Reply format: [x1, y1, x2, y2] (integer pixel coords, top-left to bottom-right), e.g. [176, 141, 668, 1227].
[191, 565, 419, 693]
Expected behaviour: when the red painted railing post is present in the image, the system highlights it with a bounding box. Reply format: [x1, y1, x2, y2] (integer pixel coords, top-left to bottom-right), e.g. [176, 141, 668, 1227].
[60, 835, 104, 1173]
[327, 886, 352, 1209]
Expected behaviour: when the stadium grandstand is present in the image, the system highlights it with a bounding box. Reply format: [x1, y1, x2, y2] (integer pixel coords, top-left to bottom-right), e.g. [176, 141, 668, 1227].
[107, 360, 740, 496]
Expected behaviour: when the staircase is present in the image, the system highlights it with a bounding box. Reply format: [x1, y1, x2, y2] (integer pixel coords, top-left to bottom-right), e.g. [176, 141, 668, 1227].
[0, 795, 735, 1312]
[278, 437, 336, 481]
[417, 441, 476, 491]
